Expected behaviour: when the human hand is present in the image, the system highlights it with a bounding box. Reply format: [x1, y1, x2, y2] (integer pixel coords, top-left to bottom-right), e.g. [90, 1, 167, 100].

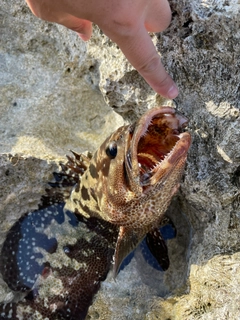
[26, 0, 178, 99]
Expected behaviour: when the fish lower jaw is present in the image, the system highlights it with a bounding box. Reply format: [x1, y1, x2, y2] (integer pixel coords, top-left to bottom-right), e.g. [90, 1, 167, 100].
[139, 132, 190, 187]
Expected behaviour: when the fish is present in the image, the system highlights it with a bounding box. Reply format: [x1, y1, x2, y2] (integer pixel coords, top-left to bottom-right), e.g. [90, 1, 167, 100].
[65, 106, 191, 276]
[0, 156, 118, 320]
[0, 106, 191, 319]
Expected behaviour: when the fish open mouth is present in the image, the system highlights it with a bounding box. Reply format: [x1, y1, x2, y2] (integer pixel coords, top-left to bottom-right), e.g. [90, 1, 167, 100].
[126, 107, 191, 188]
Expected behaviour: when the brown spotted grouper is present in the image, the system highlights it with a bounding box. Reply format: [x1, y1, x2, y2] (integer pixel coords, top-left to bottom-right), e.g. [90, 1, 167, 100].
[65, 106, 191, 276]
[0, 106, 191, 319]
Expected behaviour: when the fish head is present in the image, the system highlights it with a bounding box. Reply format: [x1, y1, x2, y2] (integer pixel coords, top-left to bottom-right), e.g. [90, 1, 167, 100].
[85, 106, 191, 227]
[126, 106, 191, 191]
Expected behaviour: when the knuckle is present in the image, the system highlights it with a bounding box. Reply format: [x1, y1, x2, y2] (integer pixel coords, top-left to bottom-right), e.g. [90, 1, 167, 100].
[105, 12, 138, 39]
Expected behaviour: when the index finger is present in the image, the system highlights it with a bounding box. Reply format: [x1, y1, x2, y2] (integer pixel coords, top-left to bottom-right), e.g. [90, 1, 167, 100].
[112, 26, 178, 99]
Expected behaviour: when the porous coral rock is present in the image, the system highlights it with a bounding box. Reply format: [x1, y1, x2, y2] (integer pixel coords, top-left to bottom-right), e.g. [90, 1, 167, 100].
[0, 0, 240, 319]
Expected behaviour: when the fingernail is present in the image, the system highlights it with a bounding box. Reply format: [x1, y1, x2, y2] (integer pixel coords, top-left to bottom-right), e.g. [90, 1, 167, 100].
[167, 84, 179, 99]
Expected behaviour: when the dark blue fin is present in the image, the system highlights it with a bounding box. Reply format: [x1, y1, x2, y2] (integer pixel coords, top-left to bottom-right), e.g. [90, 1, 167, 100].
[142, 216, 176, 271]
[159, 216, 177, 240]
[146, 228, 170, 271]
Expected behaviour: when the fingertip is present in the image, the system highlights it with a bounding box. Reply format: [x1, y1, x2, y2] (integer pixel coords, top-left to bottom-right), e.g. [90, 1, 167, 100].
[78, 32, 91, 41]
[59, 17, 92, 41]
[76, 21, 92, 41]
[167, 83, 179, 99]
[78, 20, 92, 41]
[154, 78, 179, 100]
[140, 61, 179, 99]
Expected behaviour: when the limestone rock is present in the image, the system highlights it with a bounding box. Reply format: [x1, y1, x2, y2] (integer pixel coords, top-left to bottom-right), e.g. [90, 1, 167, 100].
[0, 1, 123, 159]
[0, 0, 240, 319]
[88, 1, 240, 319]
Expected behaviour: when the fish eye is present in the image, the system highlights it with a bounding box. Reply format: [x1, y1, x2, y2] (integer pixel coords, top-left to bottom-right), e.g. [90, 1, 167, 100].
[106, 141, 118, 159]
[63, 246, 70, 254]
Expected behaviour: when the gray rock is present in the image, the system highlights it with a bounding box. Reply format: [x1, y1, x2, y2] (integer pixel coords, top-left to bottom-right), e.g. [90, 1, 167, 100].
[0, 1, 123, 158]
[0, 0, 240, 319]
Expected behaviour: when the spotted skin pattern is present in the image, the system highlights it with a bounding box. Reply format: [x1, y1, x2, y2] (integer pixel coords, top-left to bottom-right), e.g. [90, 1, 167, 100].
[0, 106, 191, 319]
[0, 155, 118, 320]
[66, 106, 191, 275]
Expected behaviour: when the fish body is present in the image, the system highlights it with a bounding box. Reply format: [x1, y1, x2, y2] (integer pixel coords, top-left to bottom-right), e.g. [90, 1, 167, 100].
[0, 158, 118, 320]
[0, 106, 191, 319]
[65, 106, 191, 275]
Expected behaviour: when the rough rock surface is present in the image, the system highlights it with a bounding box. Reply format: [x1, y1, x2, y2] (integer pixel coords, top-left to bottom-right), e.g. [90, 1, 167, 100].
[0, 1, 123, 159]
[0, 0, 240, 319]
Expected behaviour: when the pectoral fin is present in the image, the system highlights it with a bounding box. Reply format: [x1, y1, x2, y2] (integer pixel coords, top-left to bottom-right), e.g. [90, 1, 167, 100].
[113, 226, 145, 277]
[146, 228, 169, 271]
